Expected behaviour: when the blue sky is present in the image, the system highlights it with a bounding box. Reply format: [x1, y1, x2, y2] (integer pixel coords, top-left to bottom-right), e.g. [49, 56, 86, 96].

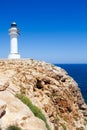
[0, 0, 87, 63]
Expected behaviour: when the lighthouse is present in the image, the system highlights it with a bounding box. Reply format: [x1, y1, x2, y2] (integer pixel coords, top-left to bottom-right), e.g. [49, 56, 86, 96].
[8, 22, 20, 59]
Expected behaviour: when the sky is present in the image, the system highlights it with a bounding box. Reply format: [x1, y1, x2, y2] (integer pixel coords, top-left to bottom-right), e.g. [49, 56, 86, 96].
[0, 0, 87, 63]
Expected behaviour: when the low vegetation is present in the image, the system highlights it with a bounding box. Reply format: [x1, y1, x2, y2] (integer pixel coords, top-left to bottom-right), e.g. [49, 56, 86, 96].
[6, 125, 21, 130]
[61, 123, 67, 130]
[16, 94, 51, 130]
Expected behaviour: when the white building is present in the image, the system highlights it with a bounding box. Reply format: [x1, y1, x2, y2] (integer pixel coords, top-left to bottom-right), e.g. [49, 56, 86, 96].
[8, 22, 20, 59]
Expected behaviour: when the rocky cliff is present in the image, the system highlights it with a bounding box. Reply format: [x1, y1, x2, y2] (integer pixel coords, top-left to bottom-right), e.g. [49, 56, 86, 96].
[0, 59, 87, 130]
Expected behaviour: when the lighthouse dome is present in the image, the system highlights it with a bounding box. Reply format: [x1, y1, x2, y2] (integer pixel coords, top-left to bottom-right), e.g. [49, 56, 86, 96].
[11, 22, 17, 27]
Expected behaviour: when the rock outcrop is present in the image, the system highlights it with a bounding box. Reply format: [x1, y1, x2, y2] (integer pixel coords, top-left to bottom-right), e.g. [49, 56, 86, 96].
[0, 59, 87, 130]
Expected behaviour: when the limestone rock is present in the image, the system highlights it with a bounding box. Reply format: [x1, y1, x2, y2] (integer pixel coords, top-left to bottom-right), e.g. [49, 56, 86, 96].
[0, 100, 6, 118]
[0, 91, 47, 130]
[0, 81, 9, 91]
[80, 104, 87, 110]
[0, 59, 86, 130]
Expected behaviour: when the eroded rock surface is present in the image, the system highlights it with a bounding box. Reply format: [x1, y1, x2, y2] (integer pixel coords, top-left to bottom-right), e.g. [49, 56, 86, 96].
[0, 100, 6, 118]
[0, 59, 86, 130]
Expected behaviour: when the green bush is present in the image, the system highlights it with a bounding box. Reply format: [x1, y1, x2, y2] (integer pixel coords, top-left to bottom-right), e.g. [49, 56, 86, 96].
[16, 94, 50, 130]
[6, 125, 21, 130]
[61, 123, 66, 130]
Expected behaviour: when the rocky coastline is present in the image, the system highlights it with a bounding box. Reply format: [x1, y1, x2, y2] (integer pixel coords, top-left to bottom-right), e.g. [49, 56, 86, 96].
[0, 59, 87, 130]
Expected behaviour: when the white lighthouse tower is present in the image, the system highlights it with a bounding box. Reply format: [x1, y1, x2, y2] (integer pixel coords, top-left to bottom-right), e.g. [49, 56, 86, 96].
[8, 22, 20, 59]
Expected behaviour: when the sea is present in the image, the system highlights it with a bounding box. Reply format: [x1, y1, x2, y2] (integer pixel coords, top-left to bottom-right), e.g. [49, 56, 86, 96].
[55, 64, 87, 104]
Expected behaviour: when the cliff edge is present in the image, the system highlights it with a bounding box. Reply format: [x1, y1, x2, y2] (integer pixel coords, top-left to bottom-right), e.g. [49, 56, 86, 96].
[0, 59, 87, 130]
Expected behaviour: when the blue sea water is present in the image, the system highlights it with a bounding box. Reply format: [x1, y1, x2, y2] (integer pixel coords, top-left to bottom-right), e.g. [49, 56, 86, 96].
[55, 64, 87, 104]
